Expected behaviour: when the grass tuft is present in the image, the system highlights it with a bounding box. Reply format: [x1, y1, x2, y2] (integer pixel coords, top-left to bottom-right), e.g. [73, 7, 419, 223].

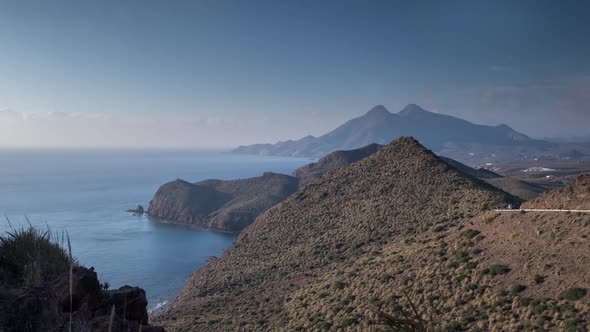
[0, 225, 75, 288]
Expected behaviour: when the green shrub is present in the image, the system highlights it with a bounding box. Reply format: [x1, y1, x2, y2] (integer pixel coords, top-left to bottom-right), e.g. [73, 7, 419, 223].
[488, 264, 511, 276]
[565, 319, 580, 332]
[332, 281, 346, 291]
[464, 229, 481, 239]
[510, 284, 527, 295]
[561, 288, 587, 301]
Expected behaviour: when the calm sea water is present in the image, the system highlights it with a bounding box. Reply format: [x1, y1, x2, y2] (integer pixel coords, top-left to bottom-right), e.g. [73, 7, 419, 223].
[0, 149, 308, 311]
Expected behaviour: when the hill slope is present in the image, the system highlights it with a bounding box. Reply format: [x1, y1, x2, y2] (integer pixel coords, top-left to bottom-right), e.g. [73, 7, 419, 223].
[147, 172, 299, 232]
[234, 104, 554, 164]
[156, 137, 522, 331]
[523, 174, 590, 209]
[293, 143, 383, 185]
[440, 156, 548, 200]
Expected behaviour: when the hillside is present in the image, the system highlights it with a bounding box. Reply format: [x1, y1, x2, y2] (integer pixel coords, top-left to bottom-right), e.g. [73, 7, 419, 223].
[523, 174, 590, 209]
[293, 143, 383, 185]
[147, 172, 299, 232]
[234, 104, 557, 165]
[297, 145, 546, 200]
[156, 137, 531, 331]
[440, 156, 548, 200]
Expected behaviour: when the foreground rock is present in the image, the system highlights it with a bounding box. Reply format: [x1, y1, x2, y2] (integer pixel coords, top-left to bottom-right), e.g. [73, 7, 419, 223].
[148, 172, 299, 232]
[156, 137, 526, 331]
[0, 257, 163, 331]
[0, 227, 162, 331]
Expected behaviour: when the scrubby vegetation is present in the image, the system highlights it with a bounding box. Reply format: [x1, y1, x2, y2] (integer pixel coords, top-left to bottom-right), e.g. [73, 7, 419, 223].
[0, 226, 74, 288]
[0, 225, 162, 331]
[562, 288, 588, 301]
[156, 138, 525, 331]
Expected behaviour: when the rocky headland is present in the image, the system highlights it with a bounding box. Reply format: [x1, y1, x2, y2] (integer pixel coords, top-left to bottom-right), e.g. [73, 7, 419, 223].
[147, 172, 299, 233]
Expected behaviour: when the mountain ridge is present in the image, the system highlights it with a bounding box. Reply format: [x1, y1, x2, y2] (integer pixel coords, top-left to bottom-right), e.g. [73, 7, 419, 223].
[233, 104, 555, 165]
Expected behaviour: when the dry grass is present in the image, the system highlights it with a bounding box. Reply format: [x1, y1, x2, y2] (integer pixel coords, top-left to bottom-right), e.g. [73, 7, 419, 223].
[0, 223, 75, 288]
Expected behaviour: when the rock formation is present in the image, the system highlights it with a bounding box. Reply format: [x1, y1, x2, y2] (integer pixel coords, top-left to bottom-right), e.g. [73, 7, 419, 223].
[147, 172, 299, 232]
[0, 228, 163, 331]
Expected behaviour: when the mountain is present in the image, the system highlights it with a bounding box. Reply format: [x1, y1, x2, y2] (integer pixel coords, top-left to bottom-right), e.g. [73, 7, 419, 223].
[147, 172, 299, 232]
[523, 174, 590, 209]
[156, 137, 527, 331]
[296, 144, 546, 200]
[234, 104, 555, 164]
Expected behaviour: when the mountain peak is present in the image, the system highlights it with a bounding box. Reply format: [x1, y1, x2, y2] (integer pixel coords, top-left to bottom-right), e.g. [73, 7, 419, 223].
[398, 103, 429, 116]
[365, 105, 390, 116]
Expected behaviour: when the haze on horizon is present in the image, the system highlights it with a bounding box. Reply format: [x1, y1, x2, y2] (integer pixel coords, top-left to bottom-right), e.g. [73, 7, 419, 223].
[1, 0, 589, 148]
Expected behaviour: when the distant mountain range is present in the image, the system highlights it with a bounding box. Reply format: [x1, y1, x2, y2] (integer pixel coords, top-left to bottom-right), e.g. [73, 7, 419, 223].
[234, 104, 566, 166]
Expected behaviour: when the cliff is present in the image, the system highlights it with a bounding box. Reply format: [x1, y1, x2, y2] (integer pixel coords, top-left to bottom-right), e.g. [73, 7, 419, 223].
[147, 172, 299, 233]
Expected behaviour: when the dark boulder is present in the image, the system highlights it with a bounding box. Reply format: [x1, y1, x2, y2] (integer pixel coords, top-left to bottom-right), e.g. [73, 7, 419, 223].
[108, 285, 149, 325]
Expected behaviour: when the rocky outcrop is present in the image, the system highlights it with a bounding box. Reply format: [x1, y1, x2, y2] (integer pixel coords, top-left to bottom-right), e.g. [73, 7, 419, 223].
[523, 173, 590, 209]
[1, 265, 163, 331]
[127, 205, 145, 214]
[148, 172, 299, 232]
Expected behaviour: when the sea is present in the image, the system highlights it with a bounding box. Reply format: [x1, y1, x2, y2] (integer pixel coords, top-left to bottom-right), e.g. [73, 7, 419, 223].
[0, 149, 309, 311]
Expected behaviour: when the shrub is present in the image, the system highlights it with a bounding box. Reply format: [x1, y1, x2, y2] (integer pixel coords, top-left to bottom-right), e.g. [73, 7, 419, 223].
[488, 264, 511, 276]
[565, 319, 580, 332]
[464, 229, 481, 239]
[561, 288, 587, 301]
[433, 225, 447, 233]
[332, 281, 346, 291]
[533, 274, 545, 285]
[510, 284, 527, 295]
[0, 226, 75, 287]
[372, 294, 436, 332]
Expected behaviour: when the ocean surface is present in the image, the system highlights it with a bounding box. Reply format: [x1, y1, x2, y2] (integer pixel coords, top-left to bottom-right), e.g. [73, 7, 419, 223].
[0, 149, 309, 311]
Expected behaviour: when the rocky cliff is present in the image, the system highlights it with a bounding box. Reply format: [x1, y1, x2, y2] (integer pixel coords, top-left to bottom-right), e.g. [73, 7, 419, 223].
[147, 172, 299, 233]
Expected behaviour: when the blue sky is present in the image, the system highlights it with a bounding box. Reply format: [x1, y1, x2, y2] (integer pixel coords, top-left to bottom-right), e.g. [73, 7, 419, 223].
[0, 0, 589, 147]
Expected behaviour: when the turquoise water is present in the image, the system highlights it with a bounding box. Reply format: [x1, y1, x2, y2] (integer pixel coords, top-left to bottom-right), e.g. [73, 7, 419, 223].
[0, 149, 308, 311]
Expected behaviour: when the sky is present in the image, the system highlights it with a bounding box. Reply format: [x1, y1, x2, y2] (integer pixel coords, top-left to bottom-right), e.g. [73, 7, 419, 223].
[0, 0, 589, 148]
